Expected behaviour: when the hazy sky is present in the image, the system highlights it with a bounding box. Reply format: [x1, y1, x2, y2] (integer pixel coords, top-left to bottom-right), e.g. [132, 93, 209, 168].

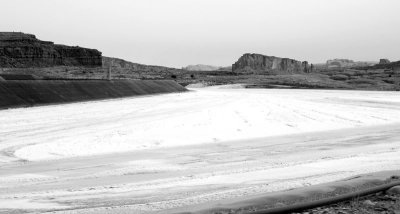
[1, 0, 400, 68]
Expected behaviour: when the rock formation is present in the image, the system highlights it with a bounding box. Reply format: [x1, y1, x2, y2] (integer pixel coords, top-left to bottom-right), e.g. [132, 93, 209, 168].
[232, 53, 311, 73]
[102, 56, 187, 79]
[326, 59, 376, 68]
[359, 60, 400, 70]
[0, 32, 102, 67]
[379, 59, 390, 64]
[326, 59, 354, 68]
[102, 56, 183, 74]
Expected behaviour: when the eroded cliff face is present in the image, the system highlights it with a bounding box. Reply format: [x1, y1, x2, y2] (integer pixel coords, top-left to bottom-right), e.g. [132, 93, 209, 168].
[232, 53, 311, 73]
[0, 32, 102, 67]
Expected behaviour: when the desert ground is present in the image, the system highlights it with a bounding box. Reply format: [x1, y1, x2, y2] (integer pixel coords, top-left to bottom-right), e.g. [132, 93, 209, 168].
[1, 86, 400, 213]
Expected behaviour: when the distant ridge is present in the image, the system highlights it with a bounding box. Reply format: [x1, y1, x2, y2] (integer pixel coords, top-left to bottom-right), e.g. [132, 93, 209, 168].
[103, 56, 183, 74]
[326, 59, 376, 68]
[182, 64, 221, 71]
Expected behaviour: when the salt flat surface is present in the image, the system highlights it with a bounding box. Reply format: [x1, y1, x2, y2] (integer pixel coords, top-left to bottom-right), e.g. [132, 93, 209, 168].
[0, 88, 400, 213]
[1, 88, 400, 162]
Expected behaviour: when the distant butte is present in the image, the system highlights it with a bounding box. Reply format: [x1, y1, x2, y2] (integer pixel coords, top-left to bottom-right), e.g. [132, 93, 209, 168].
[232, 53, 312, 73]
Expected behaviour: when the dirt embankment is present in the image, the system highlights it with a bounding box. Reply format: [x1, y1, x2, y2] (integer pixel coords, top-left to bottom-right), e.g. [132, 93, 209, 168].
[0, 79, 187, 109]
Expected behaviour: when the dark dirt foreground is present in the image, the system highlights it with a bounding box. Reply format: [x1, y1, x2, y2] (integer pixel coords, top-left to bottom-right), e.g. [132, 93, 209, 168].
[299, 190, 400, 214]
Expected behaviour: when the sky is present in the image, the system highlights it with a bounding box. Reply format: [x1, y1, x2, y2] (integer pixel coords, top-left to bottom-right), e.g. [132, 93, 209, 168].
[1, 0, 400, 68]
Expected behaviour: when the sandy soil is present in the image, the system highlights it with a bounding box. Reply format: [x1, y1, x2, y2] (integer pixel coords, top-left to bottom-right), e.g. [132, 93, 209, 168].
[0, 88, 400, 213]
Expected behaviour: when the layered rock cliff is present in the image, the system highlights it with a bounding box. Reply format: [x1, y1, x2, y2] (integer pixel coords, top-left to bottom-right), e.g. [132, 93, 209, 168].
[0, 32, 102, 67]
[232, 53, 311, 73]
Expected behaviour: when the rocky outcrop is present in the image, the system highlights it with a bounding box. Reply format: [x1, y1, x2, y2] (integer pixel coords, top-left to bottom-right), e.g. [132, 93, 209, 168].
[232, 53, 311, 73]
[0, 32, 102, 67]
[379, 59, 390, 64]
